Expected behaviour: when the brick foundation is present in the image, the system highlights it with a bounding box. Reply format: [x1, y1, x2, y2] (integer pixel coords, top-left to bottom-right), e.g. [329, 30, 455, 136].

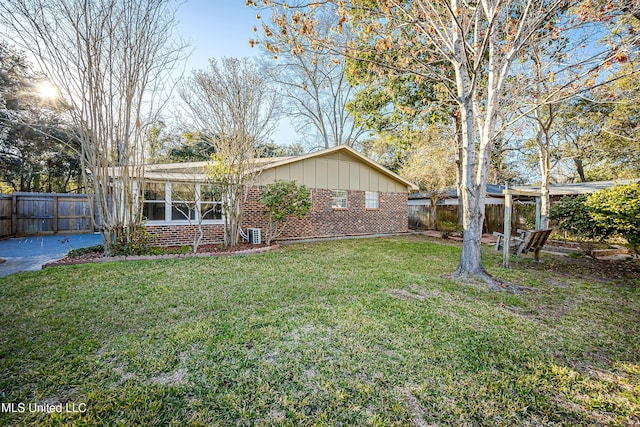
[146, 187, 408, 246]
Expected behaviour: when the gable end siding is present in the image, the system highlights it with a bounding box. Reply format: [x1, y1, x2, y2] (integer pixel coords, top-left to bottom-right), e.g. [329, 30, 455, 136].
[256, 157, 408, 193]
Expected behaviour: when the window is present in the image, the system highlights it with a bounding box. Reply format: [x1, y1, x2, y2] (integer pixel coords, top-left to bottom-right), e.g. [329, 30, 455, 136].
[200, 184, 223, 220]
[142, 183, 166, 221]
[171, 183, 197, 221]
[332, 190, 348, 209]
[142, 182, 223, 223]
[365, 191, 379, 209]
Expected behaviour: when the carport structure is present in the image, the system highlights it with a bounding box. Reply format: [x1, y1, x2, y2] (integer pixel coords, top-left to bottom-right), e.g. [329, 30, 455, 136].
[500, 178, 639, 267]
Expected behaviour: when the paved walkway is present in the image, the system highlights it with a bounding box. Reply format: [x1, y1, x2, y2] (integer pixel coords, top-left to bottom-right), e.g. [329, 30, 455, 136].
[0, 234, 102, 278]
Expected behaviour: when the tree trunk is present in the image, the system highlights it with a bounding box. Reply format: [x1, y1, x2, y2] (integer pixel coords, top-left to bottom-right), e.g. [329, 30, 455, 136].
[535, 102, 553, 230]
[451, 5, 487, 279]
[429, 198, 437, 230]
[454, 109, 464, 226]
[574, 158, 586, 182]
[537, 142, 551, 229]
[456, 96, 486, 276]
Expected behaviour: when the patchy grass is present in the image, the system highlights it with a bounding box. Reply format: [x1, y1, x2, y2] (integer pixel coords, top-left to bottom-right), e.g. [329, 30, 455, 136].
[0, 235, 638, 426]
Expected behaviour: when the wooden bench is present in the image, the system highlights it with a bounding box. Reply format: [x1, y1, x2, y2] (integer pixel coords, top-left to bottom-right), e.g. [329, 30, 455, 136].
[493, 229, 525, 251]
[493, 228, 553, 261]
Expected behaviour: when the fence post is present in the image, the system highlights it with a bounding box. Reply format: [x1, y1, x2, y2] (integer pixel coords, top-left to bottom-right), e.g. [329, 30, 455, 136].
[11, 193, 17, 236]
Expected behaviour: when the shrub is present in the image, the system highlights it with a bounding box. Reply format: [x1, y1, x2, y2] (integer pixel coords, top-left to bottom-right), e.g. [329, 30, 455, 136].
[549, 195, 608, 255]
[259, 180, 311, 245]
[67, 245, 104, 257]
[585, 182, 640, 256]
[111, 226, 157, 256]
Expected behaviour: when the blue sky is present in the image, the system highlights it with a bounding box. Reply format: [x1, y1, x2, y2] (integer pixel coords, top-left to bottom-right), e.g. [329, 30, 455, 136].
[175, 1, 257, 71]
[174, 1, 298, 144]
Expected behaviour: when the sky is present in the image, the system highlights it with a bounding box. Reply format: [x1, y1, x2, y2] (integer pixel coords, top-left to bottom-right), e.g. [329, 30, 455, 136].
[175, 1, 257, 72]
[174, 1, 298, 144]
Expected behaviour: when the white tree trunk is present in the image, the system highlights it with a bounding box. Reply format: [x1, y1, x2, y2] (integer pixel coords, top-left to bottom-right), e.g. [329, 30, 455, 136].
[455, 81, 487, 275]
[537, 133, 551, 229]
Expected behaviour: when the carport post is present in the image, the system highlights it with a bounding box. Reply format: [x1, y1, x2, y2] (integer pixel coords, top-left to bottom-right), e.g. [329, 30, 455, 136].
[535, 196, 541, 230]
[503, 191, 512, 269]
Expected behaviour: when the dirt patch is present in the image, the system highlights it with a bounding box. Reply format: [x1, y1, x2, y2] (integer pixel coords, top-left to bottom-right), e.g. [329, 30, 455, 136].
[550, 395, 617, 426]
[397, 387, 432, 427]
[114, 366, 137, 382]
[43, 243, 278, 268]
[150, 368, 188, 386]
[387, 285, 442, 302]
[38, 387, 78, 406]
[517, 255, 640, 285]
[388, 289, 428, 301]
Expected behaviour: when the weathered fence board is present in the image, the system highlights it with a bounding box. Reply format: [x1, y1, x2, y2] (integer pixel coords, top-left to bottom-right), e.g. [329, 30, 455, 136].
[0, 195, 11, 237]
[0, 193, 98, 237]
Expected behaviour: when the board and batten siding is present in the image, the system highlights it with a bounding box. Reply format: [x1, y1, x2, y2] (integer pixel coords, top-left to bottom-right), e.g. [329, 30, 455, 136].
[256, 151, 408, 193]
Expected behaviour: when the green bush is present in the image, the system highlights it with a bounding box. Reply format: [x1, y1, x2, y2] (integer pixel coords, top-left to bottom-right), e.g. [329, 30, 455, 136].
[165, 245, 192, 255]
[585, 182, 640, 255]
[259, 180, 312, 245]
[67, 244, 104, 257]
[436, 220, 459, 232]
[549, 195, 608, 255]
[111, 226, 157, 256]
[550, 182, 640, 256]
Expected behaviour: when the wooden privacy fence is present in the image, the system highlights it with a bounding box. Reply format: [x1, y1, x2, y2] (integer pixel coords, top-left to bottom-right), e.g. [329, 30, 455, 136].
[0, 193, 99, 237]
[409, 203, 536, 234]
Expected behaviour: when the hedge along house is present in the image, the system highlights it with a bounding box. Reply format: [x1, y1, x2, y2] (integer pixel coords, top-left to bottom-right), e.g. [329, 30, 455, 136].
[138, 145, 417, 247]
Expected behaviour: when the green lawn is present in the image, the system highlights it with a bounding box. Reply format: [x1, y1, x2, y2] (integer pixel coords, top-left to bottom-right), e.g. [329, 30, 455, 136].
[0, 236, 638, 426]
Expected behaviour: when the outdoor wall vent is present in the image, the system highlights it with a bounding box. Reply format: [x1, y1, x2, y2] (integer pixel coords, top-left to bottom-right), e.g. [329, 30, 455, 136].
[247, 228, 261, 245]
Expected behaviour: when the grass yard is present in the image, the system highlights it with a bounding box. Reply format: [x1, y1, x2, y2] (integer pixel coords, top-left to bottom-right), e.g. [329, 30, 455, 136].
[0, 236, 638, 426]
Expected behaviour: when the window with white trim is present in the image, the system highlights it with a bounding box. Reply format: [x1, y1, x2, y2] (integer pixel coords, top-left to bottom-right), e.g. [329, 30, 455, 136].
[142, 182, 223, 223]
[142, 182, 166, 221]
[365, 191, 379, 209]
[332, 189, 348, 209]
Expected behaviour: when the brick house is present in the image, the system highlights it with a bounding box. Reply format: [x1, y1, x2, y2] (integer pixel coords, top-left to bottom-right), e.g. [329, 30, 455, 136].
[140, 145, 417, 246]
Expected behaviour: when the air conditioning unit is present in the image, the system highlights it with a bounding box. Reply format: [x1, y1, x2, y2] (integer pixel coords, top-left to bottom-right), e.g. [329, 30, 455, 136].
[247, 228, 261, 245]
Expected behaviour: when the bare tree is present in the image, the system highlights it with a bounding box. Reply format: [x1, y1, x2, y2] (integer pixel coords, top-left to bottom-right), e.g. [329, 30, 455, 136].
[179, 57, 278, 248]
[0, 0, 185, 253]
[255, 7, 366, 149]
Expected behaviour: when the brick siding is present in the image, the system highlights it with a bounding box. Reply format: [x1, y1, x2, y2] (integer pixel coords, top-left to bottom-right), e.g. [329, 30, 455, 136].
[145, 223, 224, 247]
[146, 187, 408, 246]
